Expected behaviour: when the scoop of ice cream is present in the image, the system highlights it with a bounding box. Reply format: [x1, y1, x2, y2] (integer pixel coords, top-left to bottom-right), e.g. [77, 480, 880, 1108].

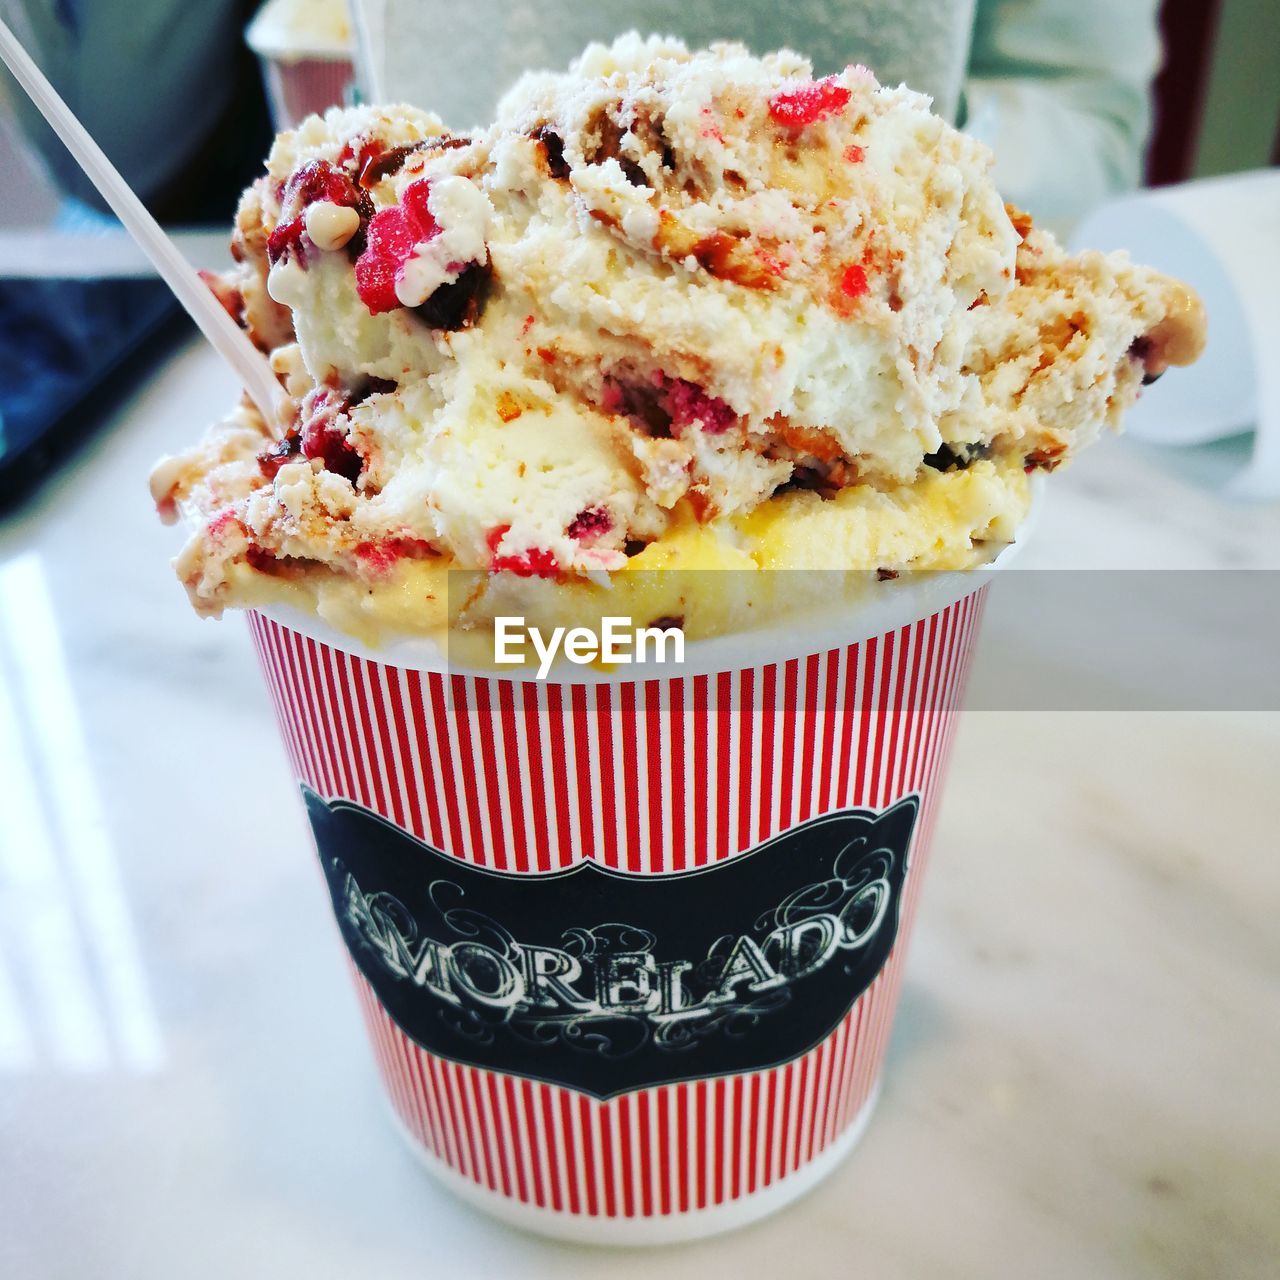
[153, 35, 1204, 638]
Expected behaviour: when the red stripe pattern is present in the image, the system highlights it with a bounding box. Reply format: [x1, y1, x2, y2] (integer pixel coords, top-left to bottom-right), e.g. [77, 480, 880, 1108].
[248, 589, 986, 1219]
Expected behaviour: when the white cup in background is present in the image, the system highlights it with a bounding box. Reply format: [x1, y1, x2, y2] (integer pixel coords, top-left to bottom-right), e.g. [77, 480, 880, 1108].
[246, 0, 356, 131]
[350, 0, 976, 128]
[1072, 170, 1280, 499]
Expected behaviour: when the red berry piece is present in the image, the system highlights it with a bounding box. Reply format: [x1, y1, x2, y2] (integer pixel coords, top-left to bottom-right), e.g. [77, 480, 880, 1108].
[244, 545, 279, 573]
[567, 506, 613, 540]
[300, 421, 362, 484]
[844, 144, 865, 163]
[600, 380, 625, 414]
[297, 392, 362, 483]
[199, 269, 243, 322]
[353, 178, 443, 315]
[840, 264, 869, 298]
[400, 179, 440, 239]
[491, 547, 559, 578]
[756, 246, 788, 278]
[266, 217, 305, 267]
[289, 159, 362, 211]
[486, 524, 559, 577]
[206, 510, 242, 540]
[269, 159, 367, 267]
[655, 373, 737, 434]
[353, 536, 435, 575]
[354, 206, 413, 313]
[768, 77, 852, 128]
[353, 541, 399, 576]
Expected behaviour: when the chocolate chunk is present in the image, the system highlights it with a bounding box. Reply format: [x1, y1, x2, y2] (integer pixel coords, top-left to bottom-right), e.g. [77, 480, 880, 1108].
[619, 157, 649, 187]
[355, 135, 471, 191]
[1129, 336, 1165, 384]
[358, 142, 428, 188]
[604, 378, 673, 437]
[257, 430, 301, 479]
[429, 136, 472, 151]
[777, 465, 826, 495]
[349, 376, 399, 407]
[415, 261, 491, 331]
[534, 127, 571, 180]
[922, 442, 990, 471]
[1022, 444, 1066, 473]
[923, 444, 964, 471]
[345, 189, 376, 260]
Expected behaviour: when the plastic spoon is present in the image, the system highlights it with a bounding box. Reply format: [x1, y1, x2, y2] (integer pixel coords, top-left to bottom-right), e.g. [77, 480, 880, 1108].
[0, 17, 286, 426]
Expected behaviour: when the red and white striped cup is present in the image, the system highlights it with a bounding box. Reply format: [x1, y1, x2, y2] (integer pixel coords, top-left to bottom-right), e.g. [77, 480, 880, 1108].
[244, 4, 355, 133]
[255, 54, 355, 132]
[246, 578, 987, 1244]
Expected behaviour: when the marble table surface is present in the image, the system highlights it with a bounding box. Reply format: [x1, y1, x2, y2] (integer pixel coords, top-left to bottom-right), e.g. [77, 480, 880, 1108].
[0, 338, 1276, 1279]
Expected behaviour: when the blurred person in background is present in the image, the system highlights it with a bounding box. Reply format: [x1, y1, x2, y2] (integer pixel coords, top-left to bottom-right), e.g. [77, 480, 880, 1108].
[0, 0, 272, 222]
[2, 0, 1159, 234]
[364, 0, 1165, 236]
[460, 0, 1164, 234]
[0, 0, 273, 503]
[961, 0, 1162, 233]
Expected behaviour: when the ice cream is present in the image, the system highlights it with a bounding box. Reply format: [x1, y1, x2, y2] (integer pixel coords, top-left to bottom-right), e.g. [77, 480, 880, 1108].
[246, 0, 353, 61]
[152, 34, 1205, 643]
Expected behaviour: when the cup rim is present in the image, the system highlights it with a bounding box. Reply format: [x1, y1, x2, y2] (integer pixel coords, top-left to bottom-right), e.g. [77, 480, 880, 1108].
[247, 479, 1042, 681]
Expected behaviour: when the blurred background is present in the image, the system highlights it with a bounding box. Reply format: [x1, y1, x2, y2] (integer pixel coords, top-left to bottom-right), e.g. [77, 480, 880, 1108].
[0, 0, 1274, 506]
[0, 0, 1277, 503]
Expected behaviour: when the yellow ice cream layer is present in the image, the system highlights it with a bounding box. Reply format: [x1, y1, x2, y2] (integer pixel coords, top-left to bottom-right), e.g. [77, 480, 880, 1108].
[220, 458, 1029, 656]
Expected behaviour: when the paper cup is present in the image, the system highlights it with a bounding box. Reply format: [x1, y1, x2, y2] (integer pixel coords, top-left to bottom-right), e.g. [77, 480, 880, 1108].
[1071, 170, 1280, 498]
[254, 54, 355, 132]
[245, 1, 356, 132]
[245, 579, 987, 1244]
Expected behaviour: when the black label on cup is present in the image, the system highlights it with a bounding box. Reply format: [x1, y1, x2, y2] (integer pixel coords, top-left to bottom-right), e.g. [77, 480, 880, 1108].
[305, 787, 917, 1099]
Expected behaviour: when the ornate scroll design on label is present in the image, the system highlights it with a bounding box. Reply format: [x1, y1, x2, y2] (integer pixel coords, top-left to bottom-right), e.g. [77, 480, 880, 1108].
[305, 788, 917, 1098]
